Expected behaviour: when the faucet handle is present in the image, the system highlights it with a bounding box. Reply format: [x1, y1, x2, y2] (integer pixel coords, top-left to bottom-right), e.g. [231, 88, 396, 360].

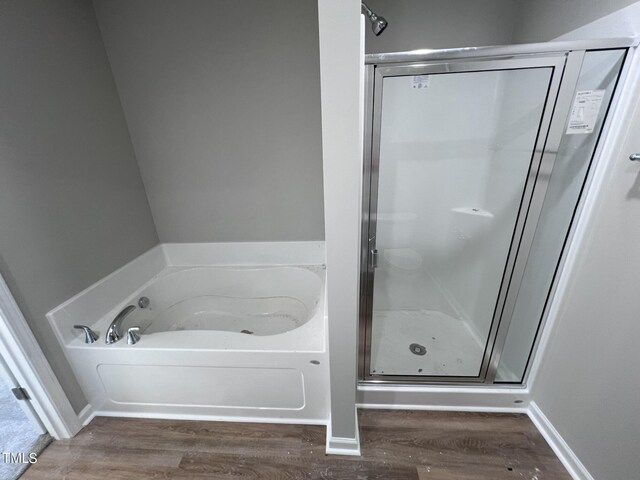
[73, 325, 99, 344]
[127, 326, 141, 345]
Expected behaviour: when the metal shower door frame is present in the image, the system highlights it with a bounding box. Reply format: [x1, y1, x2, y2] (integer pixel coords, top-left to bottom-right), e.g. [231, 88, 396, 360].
[359, 49, 587, 385]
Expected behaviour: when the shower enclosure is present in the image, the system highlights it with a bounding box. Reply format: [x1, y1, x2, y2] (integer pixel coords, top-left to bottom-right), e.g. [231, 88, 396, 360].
[359, 40, 629, 385]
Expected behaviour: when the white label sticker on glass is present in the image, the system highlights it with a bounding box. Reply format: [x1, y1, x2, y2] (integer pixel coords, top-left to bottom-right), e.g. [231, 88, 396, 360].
[566, 90, 605, 135]
[412, 75, 430, 90]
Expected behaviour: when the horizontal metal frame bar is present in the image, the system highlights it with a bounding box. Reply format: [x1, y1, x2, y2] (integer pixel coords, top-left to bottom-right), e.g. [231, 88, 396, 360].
[376, 55, 564, 78]
[365, 37, 636, 65]
[358, 379, 529, 388]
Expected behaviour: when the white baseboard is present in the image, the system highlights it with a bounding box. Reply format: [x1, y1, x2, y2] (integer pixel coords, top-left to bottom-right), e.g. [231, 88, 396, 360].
[77, 404, 96, 427]
[326, 437, 361, 456]
[325, 409, 361, 456]
[527, 402, 593, 480]
[358, 403, 527, 413]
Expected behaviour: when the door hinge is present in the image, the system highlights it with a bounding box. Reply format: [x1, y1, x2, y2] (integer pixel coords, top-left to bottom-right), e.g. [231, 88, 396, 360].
[370, 248, 379, 269]
[11, 387, 30, 401]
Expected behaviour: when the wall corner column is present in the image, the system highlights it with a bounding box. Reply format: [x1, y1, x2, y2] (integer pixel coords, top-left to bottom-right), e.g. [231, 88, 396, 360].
[317, 0, 364, 456]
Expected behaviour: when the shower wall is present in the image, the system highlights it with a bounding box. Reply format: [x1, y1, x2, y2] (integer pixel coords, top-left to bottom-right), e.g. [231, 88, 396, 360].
[374, 73, 500, 323]
[0, 0, 159, 412]
[375, 69, 549, 345]
[93, 0, 325, 243]
[466, 69, 551, 343]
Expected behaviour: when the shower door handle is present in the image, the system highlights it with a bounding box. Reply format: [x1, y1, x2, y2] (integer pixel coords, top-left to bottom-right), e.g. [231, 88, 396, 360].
[370, 249, 379, 269]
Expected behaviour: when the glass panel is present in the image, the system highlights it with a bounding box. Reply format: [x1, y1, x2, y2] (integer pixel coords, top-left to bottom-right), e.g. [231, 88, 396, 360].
[370, 67, 552, 377]
[496, 50, 626, 383]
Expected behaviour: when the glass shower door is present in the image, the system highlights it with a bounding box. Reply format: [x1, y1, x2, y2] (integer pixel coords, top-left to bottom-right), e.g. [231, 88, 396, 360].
[364, 58, 565, 381]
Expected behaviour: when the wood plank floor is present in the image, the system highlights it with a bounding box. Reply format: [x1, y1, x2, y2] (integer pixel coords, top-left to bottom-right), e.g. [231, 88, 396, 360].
[22, 410, 570, 479]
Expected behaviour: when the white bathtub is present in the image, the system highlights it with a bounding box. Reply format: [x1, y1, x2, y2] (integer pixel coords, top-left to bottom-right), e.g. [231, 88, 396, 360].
[48, 242, 329, 425]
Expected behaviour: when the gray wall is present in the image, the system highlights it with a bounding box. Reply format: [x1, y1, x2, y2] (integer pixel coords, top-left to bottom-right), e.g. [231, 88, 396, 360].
[513, 0, 639, 42]
[0, 0, 159, 412]
[93, 0, 325, 243]
[522, 4, 640, 479]
[363, 0, 521, 53]
[531, 100, 640, 479]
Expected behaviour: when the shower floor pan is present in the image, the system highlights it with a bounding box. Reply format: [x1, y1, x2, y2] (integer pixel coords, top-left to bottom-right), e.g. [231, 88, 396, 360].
[370, 310, 484, 377]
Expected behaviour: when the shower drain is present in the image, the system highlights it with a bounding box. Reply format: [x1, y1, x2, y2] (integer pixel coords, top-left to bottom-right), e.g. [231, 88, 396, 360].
[409, 343, 427, 356]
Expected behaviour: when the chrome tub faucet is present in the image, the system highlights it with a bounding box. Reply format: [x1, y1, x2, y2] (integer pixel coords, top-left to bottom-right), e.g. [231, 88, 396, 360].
[105, 305, 136, 344]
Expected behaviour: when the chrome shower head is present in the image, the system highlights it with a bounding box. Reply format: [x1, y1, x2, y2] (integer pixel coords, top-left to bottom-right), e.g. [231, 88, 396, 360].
[370, 15, 388, 36]
[361, 2, 388, 36]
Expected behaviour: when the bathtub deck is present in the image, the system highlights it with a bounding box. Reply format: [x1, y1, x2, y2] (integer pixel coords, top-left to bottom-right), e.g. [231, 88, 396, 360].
[22, 410, 570, 479]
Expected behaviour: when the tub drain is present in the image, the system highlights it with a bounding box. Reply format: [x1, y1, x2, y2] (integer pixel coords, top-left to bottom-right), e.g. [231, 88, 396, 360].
[409, 343, 427, 356]
[240, 329, 254, 335]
